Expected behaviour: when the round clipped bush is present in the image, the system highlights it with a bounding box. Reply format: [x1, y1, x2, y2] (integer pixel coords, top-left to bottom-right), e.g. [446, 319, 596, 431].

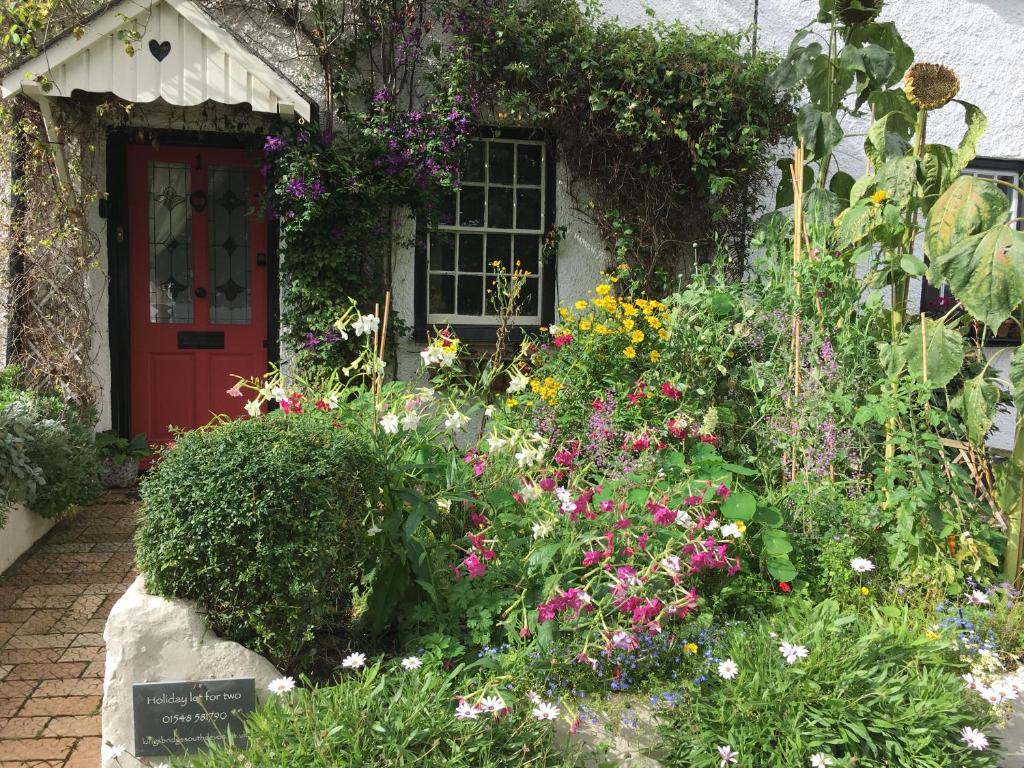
[135, 412, 383, 670]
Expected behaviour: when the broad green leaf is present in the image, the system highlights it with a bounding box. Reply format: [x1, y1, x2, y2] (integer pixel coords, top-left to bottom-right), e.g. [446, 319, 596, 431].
[711, 292, 736, 317]
[875, 156, 917, 205]
[835, 200, 878, 246]
[899, 254, 927, 276]
[804, 187, 842, 242]
[920, 144, 955, 211]
[868, 89, 917, 126]
[954, 100, 988, 173]
[767, 557, 798, 582]
[776, 159, 814, 208]
[903, 317, 964, 388]
[721, 491, 756, 521]
[930, 225, 1024, 329]
[829, 171, 855, 205]
[763, 537, 794, 556]
[753, 506, 784, 527]
[925, 175, 1010, 260]
[797, 104, 844, 162]
[865, 111, 913, 166]
[1010, 346, 1024, 412]
[956, 373, 999, 445]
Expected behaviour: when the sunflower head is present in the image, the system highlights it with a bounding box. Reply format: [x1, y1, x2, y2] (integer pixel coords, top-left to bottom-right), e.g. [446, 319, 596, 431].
[903, 63, 960, 111]
[836, 0, 883, 25]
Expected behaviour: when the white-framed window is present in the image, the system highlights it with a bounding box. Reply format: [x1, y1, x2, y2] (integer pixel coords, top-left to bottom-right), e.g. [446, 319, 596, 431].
[425, 137, 547, 325]
[964, 162, 1022, 228]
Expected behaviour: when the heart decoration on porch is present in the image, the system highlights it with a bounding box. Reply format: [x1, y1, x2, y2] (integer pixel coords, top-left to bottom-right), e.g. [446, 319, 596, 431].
[148, 39, 172, 62]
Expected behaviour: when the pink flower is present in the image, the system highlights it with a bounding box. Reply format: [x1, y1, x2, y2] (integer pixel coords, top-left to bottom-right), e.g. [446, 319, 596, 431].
[582, 549, 604, 567]
[539, 477, 556, 492]
[226, 383, 243, 398]
[554, 333, 573, 348]
[652, 506, 677, 526]
[716, 484, 730, 499]
[463, 554, 487, 579]
[470, 512, 489, 527]
[660, 382, 681, 400]
[473, 460, 486, 477]
[599, 499, 615, 513]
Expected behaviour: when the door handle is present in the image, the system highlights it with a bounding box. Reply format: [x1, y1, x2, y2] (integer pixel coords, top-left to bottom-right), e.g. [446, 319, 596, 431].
[195, 287, 207, 298]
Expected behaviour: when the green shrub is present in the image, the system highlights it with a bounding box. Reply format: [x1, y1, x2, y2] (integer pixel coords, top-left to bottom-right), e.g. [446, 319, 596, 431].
[136, 411, 383, 670]
[0, 366, 100, 524]
[658, 599, 1000, 768]
[186, 658, 574, 768]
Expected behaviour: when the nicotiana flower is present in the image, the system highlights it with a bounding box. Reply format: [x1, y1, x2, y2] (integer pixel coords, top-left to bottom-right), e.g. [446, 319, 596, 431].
[960, 726, 989, 750]
[379, 413, 400, 434]
[507, 370, 529, 394]
[401, 656, 422, 670]
[779, 642, 809, 664]
[521, 482, 543, 501]
[341, 652, 366, 670]
[352, 314, 380, 336]
[717, 745, 738, 766]
[532, 701, 560, 720]
[400, 412, 422, 431]
[244, 400, 261, 418]
[850, 557, 875, 573]
[488, 434, 508, 451]
[455, 701, 480, 720]
[532, 521, 552, 539]
[720, 523, 742, 539]
[717, 659, 739, 680]
[267, 676, 296, 695]
[810, 754, 834, 767]
[444, 410, 470, 432]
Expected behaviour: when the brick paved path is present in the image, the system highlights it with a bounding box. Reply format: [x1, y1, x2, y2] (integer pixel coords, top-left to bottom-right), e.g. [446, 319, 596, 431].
[0, 489, 139, 767]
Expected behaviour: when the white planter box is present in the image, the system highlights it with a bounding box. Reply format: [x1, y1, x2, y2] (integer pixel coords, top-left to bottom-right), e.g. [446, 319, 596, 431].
[0, 503, 57, 575]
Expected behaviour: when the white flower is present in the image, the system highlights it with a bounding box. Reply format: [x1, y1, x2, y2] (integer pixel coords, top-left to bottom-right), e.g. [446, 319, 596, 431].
[488, 435, 508, 451]
[341, 652, 366, 670]
[962, 672, 980, 690]
[455, 701, 480, 720]
[706, 517, 721, 531]
[103, 744, 127, 760]
[960, 726, 989, 750]
[417, 387, 436, 402]
[484, 404, 496, 418]
[400, 412, 422, 431]
[507, 370, 529, 394]
[532, 701, 560, 720]
[532, 521, 552, 539]
[850, 557, 875, 573]
[968, 590, 990, 605]
[420, 347, 444, 366]
[720, 523, 742, 539]
[437, 498, 453, 512]
[810, 754, 834, 767]
[327, 393, 340, 410]
[444, 410, 470, 432]
[271, 386, 287, 401]
[401, 656, 422, 670]
[267, 676, 296, 695]
[527, 690, 542, 704]
[779, 642, 809, 664]
[379, 412, 399, 434]
[366, 524, 382, 537]
[521, 483, 543, 501]
[561, 501, 578, 513]
[717, 745, 738, 766]
[660, 555, 681, 573]
[480, 695, 506, 712]
[244, 399, 262, 418]
[717, 659, 738, 680]
[154, 764, 171, 768]
[555, 486, 572, 503]
[352, 314, 380, 336]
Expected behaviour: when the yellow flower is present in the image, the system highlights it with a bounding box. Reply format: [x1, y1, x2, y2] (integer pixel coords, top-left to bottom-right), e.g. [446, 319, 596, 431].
[683, 642, 698, 655]
[595, 284, 611, 296]
[624, 346, 637, 359]
[631, 330, 645, 344]
[925, 629, 939, 641]
[507, 399, 518, 408]
[735, 520, 746, 533]
[580, 319, 592, 331]
[658, 329, 669, 341]
[903, 62, 960, 111]
[622, 318, 635, 331]
[860, 586, 870, 596]
[649, 350, 661, 363]
[595, 324, 609, 335]
[559, 308, 570, 318]
[574, 300, 589, 311]
[870, 190, 888, 205]
[622, 303, 638, 317]
[646, 315, 662, 329]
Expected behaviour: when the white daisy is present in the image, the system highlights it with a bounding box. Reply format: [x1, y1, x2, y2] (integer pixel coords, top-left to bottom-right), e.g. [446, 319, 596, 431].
[968, 590, 990, 605]
[480, 695, 506, 712]
[526, 690, 542, 704]
[341, 652, 366, 670]
[267, 676, 296, 695]
[717, 658, 738, 680]
[532, 701, 560, 720]
[103, 744, 127, 760]
[960, 726, 989, 750]
[401, 656, 422, 670]
[809, 754, 834, 767]
[455, 701, 480, 720]
[850, 557, 875, 573]
[717, 745, 738, 766]
[779, 642, 809, 664]
[379, 412, 399, 434]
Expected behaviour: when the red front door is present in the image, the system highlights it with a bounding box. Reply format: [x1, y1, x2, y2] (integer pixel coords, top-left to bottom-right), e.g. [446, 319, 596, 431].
[127, 145, 268, 444]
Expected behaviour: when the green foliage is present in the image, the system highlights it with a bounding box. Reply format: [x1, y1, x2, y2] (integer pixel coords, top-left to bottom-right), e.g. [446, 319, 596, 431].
[135, 412, 383, 671]
[658, 599, 999, 768]
[184, 658, 574, 768]
[94, 430, 148, 466]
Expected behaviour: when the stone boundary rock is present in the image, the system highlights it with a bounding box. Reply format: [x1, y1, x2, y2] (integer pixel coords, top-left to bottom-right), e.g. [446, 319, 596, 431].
[101, 577, 281, 767]
[0, 502, 58, 575]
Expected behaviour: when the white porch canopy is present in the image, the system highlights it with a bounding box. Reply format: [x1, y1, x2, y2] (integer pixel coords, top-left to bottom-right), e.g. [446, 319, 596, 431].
[1, 0, 313, 121]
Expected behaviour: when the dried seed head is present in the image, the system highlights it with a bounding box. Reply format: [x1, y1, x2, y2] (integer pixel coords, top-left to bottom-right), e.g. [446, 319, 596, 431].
[837, 0, 884, 25]
[904, 63, 961, 110]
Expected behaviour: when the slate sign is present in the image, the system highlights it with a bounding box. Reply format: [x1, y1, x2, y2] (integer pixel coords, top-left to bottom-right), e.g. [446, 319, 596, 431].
[132, 678, 255, 757]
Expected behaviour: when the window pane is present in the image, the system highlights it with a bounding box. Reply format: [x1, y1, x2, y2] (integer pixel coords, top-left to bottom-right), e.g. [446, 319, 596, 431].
[520, 276, 539, 315]
[488, 187, 514, 228]
[439, 190, 457, 226]
[489, 142, 514, 185]
[517, 144, 543, 185]
[429, 274, 455, 314]
[148, 162, 193, 324]
[463, 140, 486, 183]
[208, 166, 251, 325]
[516, 188, 542, 230]
[514, 234, 541, 274]
[457, 275, 483, 315]
[459, 233, 484, 272]
[488, 234, 511, 272]
[430, 232, 456, 270]
[459, 186, 485, 227]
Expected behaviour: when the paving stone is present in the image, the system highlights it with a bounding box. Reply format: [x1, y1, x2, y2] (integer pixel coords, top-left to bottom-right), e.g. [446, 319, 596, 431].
[41, 715, 99, 738]
[0, 718, 48, 739]
[0, 737, 74, 761]
[63, 735, 101, 768]
[0, 684, 35, 700]
[4, 663, 87, 681]
[16, 611, 65, 636]
[0, 701, 23, 719]
[17, 698, 99, 718]
[0, 650, 63, 666]
[80, 662, 104, 679]
[33, 679, 102, 698]
[69, 635, 103, 649]
[56, 647, 104, 664]
[2, 635, 77, 651]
